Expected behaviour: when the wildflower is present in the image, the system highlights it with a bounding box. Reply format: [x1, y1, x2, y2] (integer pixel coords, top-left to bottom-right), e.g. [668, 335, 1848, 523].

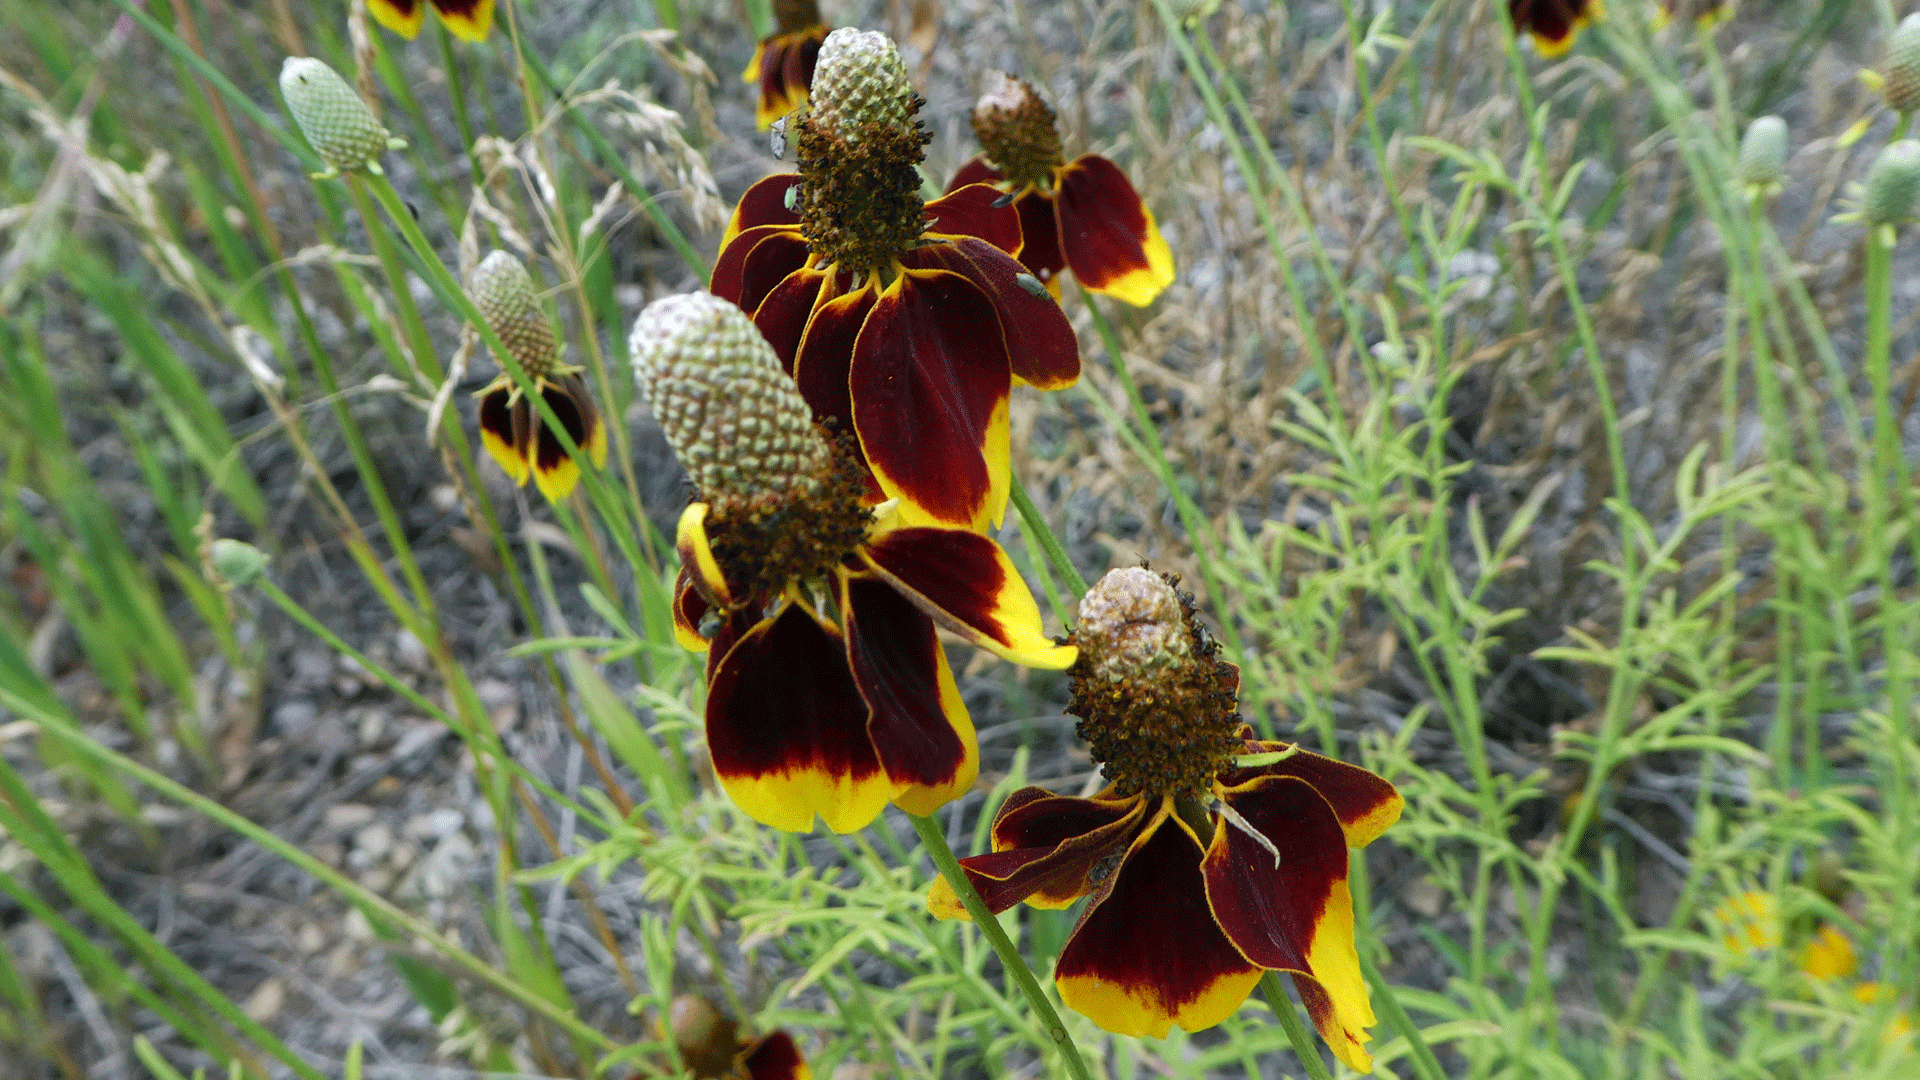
[368, 0, 495, 42]
[630, 293, 1074, 833]
[469, 251, 608, 501]
[744, 0, 830, 131]
[279, 57, 406, 178]
[1654, 0, 1729, 29]
[1709, 888, 1859, 982]
[1507, 0, 1602, 57]
[927, 568, 1401, 1071]
[667, 996, 811, 1080]
[711, 29, 1080, 533]
[1800, 924, 1857, 981]
[946, 73, 1174, 306]
[1851, 983, 1917, 1043]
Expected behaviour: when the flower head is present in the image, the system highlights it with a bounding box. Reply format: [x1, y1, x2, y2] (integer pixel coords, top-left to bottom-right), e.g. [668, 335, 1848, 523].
[666, 996, 812, 1080]
[1885, 14, 1920, 116]
[928, 568, 1402, 1072]
[946, 73, 1175, 306]
[631, 293, 1074, 833]
[469, 251, 608, 501]
[712, 30, 1080, 533]
[368, 0, 495, 42]
[1654, 0, 1729, 30]
[1507, 0, 1603, 57]
[279, 57, 405, 178]
[744, 0, 830, 130]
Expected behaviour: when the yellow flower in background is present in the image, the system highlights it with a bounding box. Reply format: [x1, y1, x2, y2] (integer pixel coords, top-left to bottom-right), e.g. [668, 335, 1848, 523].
[1798, 924, 1856, 981]
[1713, 890, 1779, 955]
[1851, 983, 1916, 1043]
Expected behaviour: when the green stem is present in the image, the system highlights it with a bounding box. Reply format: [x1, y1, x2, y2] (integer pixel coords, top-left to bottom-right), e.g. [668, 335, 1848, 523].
[1358, 952, 1446, 1080]
[907, 813, 1094, 1080]
[1258, 973, 1333, 1080]
[1010, 476, 1087, 597]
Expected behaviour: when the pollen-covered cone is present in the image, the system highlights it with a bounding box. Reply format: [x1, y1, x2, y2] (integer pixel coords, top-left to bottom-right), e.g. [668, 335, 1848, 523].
[279, 57, 399, 174]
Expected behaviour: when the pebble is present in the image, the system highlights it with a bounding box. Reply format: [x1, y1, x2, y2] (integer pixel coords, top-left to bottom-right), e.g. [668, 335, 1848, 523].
[324, 803, 376, 831]
[354, 822, 394, 861]
[243, 977, 285, 1022]
[271, 699, 317, 734]
[407, 808, 465, 840]
[394, 629, 430, 674]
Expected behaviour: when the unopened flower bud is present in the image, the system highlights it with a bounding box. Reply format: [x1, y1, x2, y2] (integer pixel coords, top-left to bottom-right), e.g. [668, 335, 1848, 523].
[1866, 139, 1920, 226]
[810, 29, 914, 136]
[469, 251, 559, 378]
[210, 539, 268, 587]
[1738, 115, 1788, 187]
[1884, 14, 1920, 115]
[278, 57, 402, 176]
[629, 293, 829, 499]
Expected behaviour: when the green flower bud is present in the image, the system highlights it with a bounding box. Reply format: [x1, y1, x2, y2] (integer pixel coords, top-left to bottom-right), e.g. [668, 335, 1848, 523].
[210, 539, 268, 588]
[469, 251, 559, 378]
[809, 29, 914, 136]
[628, 293, 829, 499]
[1738, 115, 1788, 187]
[278, 57, 402, 177]
[1866, 139, 1920, 226]
[1884, 13, 1920, 116]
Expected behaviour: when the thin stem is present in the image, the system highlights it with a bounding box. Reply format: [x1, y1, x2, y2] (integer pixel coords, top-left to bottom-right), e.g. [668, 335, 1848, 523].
[1258, 973, 1333, 1080]
[1358, 951, 1447, 1080]
[1011, 476, 1087, 598]
[907, 813, 1094, 1080]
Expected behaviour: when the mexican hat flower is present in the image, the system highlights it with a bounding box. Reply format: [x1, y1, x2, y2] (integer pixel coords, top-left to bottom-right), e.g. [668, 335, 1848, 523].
[744, 0, 830, 130]
[666, 996, 812, 1080]
[469, 251, 608, 501]
[368, 0, 495, 42]
[1654, 0, 1730, 29]
[928, 568, 1401, 1072]
[711, 29, 1081, 533]
[945, 73, 1174, 307]
[630, 293, 1075, 833]
[1507, 0, 1603, 57]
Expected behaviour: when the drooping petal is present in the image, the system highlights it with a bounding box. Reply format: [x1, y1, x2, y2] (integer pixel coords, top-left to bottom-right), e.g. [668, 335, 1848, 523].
[672, 567, 712, 653]
[720, 176, 805, 254]
[859, 527, 1075, 669]
[752, 267, 837, 377]
[675, 503, 733, 612]
[905, 237, 1080, 390]
[740, 1031, 812, 1080]
[474, 378, 529, 486]
[1014, 190, 1067, 291]
[850, 270, 1011, 530]
[1232, 741, 1404, 848]
[776, 28, 825, 110]
[754, 39, 798, 129]
[944, 155, 1008, 194]
[529, 376, 604, 502]
[368, 0, 426, 38]
[1053, 154, 1175, 307]
[712, 223, 809, 312]
[743, 38, 771, 84]
[1508, 0, 1599, 57]
[927, 789, 1145, 919]
[923, 183, 1026, 258]
[842, 575, 976, 816]
[705, 602, 899, 833]
[1055, 803, 1265, 1037]
[1202, 774, 1376, 1073]
[429, 0, 494, 41]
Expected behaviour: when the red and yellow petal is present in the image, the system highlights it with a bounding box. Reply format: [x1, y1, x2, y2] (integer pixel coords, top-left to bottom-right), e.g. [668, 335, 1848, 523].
[720, 176, 805, 254]
[429, 0, 494, 41]
[850, 270, 1012, 531]
[672, 567, 712, 653]
[859, 526, 1075, 669]
[785, 275, 869, 417]
[740, 1031, 811, 1080]
[743, 39, 771, 84]
[528, 376, 606, 502]
[945, 155, 1009, 194]
[1014, 190, 1067, 292]
[675, 502, 734, 613]
[1056, 802, 1264, 1037]
[1053, 155, 1174, 307]
[927, 789, 1146, 919]
[923, 183, 1026, 259]
[1509, 0, 1602, 57]
[1236, 742, 1404, 848]
[1202, 775, 1376, 1073]
[474, 378, 530, 486]
[712, 222, 809, 312]
[369, 0, 427, 38]
[705, 602, 900, 833]
[842, 575, 977, 816]
[904, 237, 1080, 390]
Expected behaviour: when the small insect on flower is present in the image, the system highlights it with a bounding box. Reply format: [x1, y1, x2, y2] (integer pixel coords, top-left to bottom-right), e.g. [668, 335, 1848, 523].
[744, 0, 831, 131]
[367, 0, 496, 43]
[1506, 0, 1603, 58]
[278, 57, 406, 179]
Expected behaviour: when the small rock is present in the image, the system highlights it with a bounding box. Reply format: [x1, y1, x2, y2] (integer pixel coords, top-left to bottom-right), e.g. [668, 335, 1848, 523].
[243, 977, 285, 1022]
[388, 843, 416, 873]
[394, 629, 430, 674]
[324, 804, 376, 831]
[307, 841, 344, 869]
[407, 808, 465, 840]
[355, 822, 394, 861]
[357, 709, 390, 748]
[476, 679, 519, 732]
[429, 484, 460, 513]
[271, 699, 317, 734]
[297, 924, 325, 954]
[343, 907, 374, 942]
[1402, 878, 1446, 919]
[292, 647, 332, 688]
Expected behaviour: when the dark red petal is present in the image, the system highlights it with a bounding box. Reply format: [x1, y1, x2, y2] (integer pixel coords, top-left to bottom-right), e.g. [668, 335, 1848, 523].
[923, 183, 1024, 257]
[1247, 745, 1404, 848]
[1054, 155, 1174, 306]
[859, 526, 1072, 668]
[705, 602, 893, 833]
[928, 790, 1145, 918]
[905, 238, 1080, 390]
[945, 155, 1008, 195]
[851, 271, 1012, 530]
[778, 30, 822, 101]
[429, 0, 493, 40]
[751, 267, 833, 377]
[1014, 189, 1067, 284]
[475, 382, 529, 485]
[671, 567, 711, 653]
[726, 175, 804, 242]
[1056, 809, 1264, 1037]
[757, 38, 796, 124]
[842, 575, 975, 814]
[785, 278, 869, 420]
[740, 1031, 809, 1080]
[711, 223, 809, 313]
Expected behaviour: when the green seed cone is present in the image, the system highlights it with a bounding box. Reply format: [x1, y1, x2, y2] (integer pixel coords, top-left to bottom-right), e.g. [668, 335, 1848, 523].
[1866, 139, 1920, 226]
[279, 57, 396, 174]
[1884, 13, 1920, 115]
[469, 251, 560, 378]
[1738, 115, 1788, 187]
[628, 293, 830, 499]
[809, 28, 914, 137]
